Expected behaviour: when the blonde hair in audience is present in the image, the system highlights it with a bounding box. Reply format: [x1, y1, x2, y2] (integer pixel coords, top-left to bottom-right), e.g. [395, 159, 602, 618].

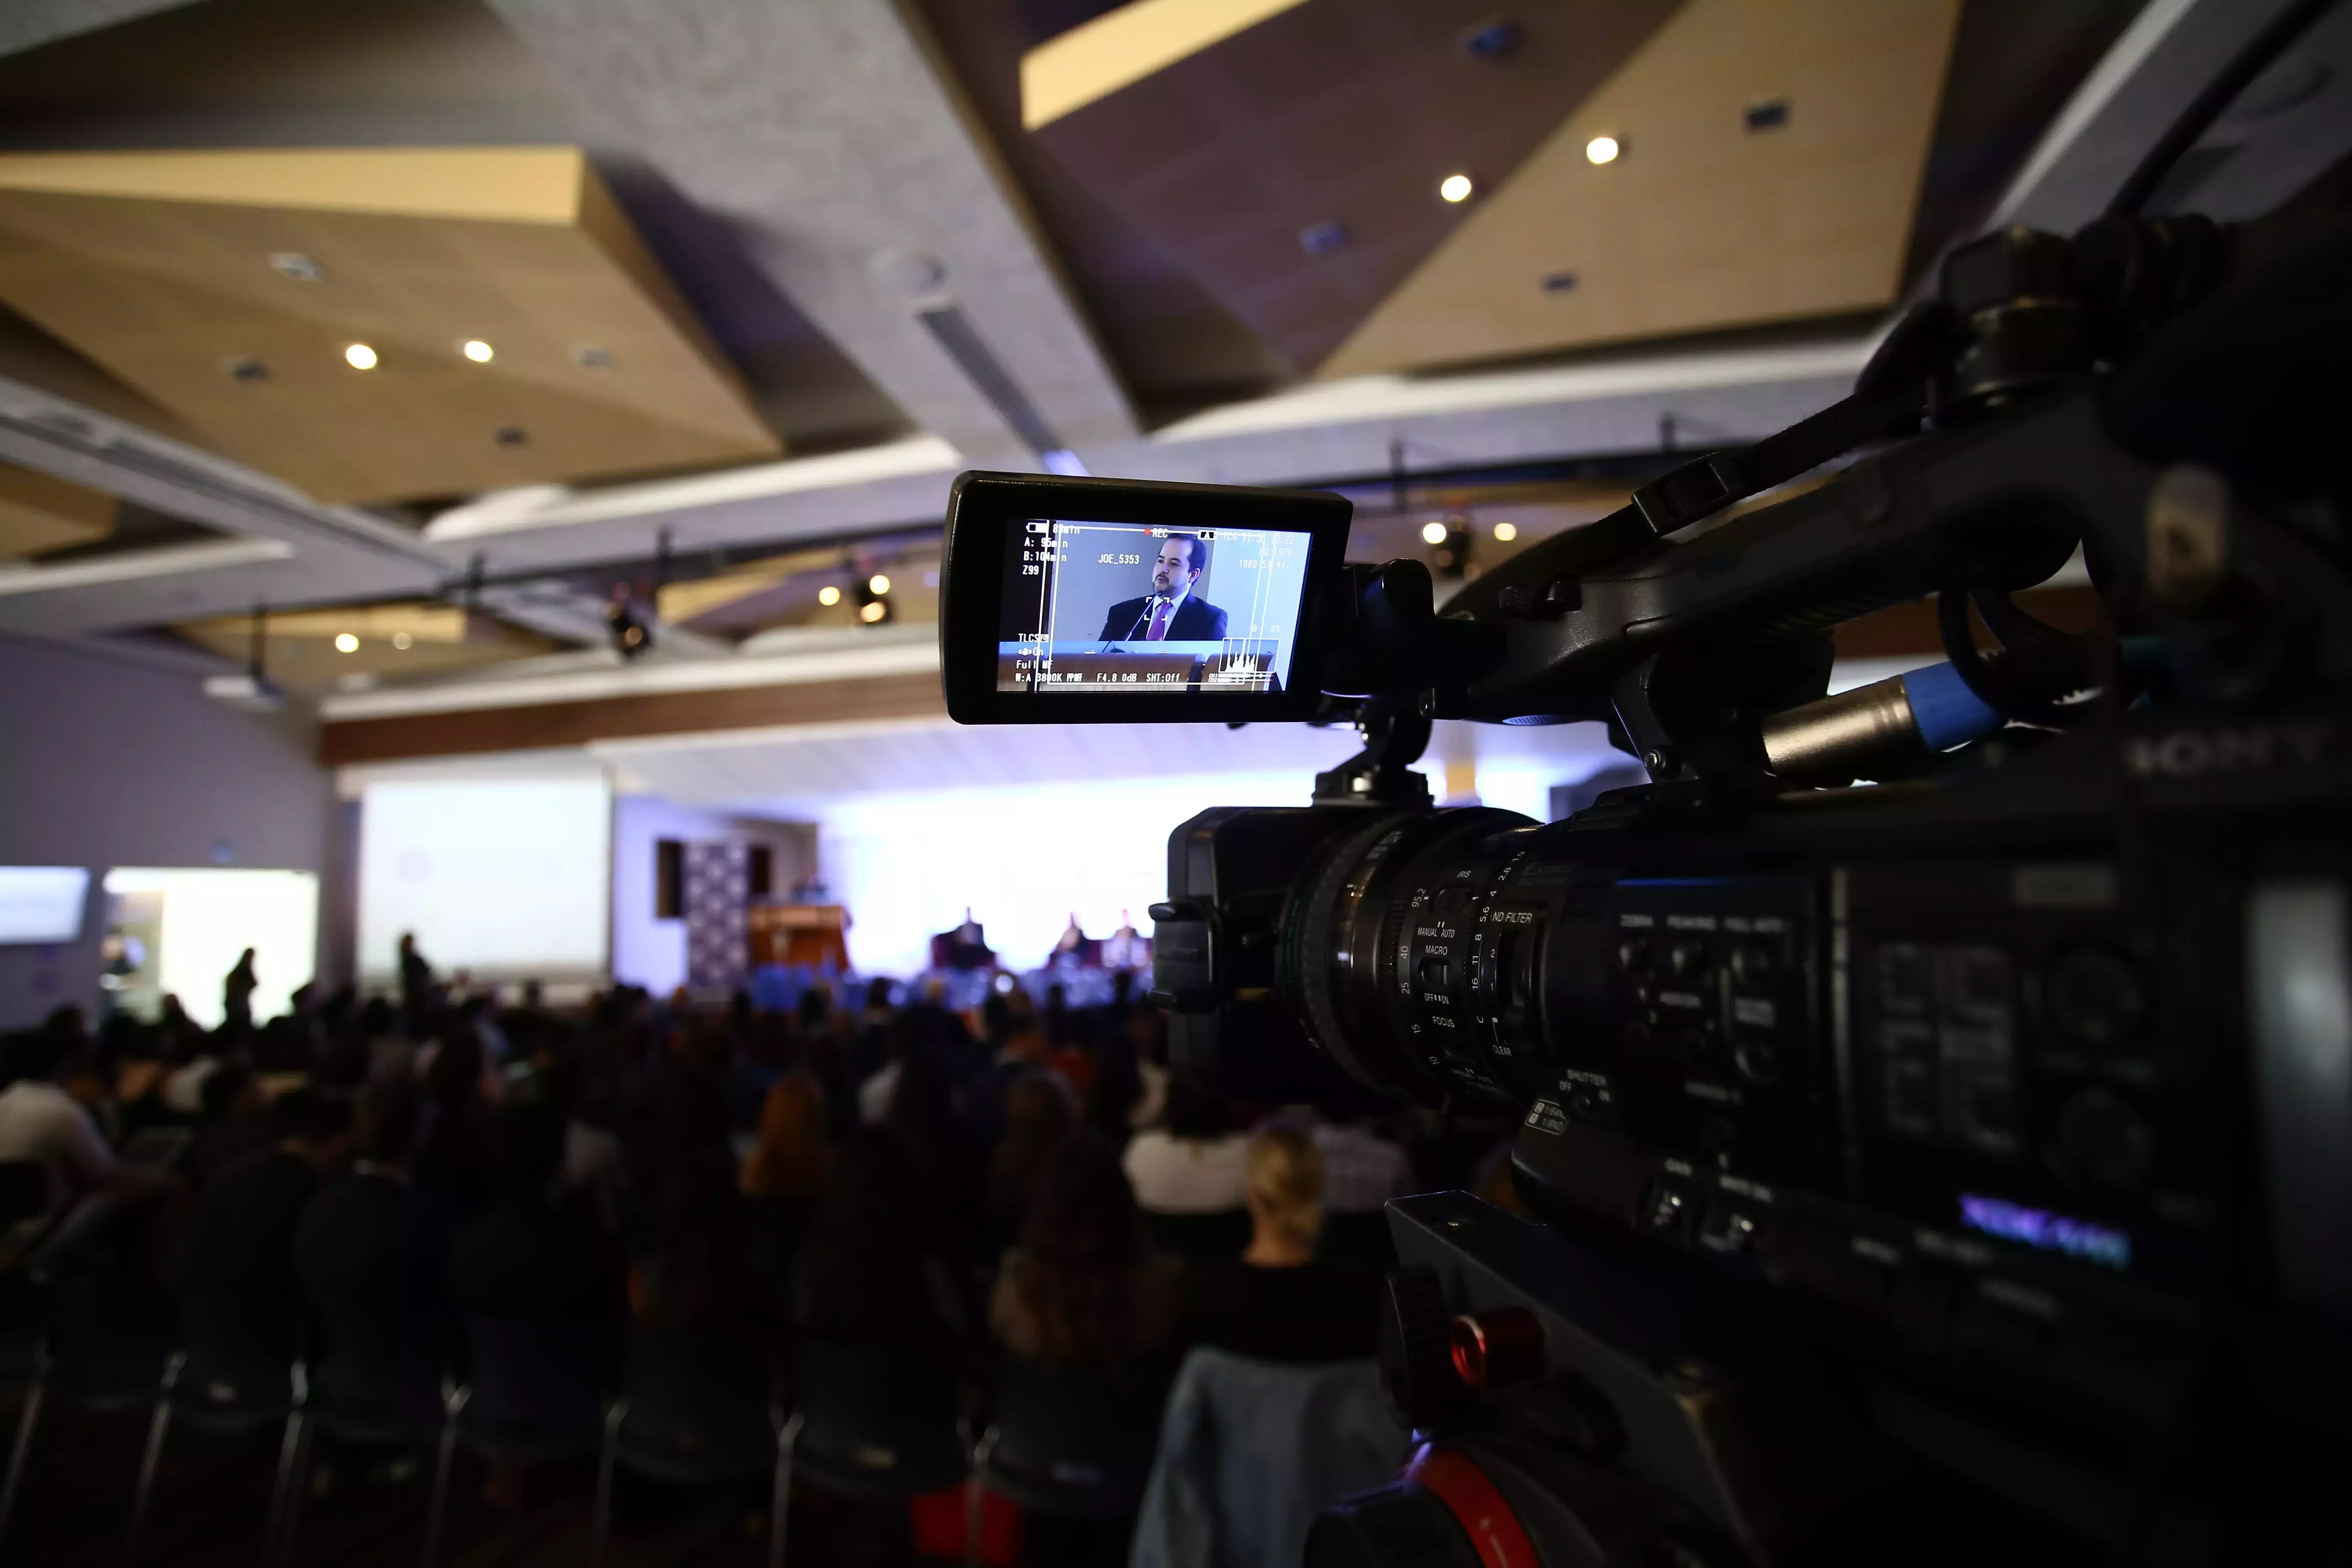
[1246, 1125, 1324, 1248]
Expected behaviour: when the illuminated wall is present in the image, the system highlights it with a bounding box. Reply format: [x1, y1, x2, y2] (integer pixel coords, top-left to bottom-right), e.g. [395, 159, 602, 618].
[0, 638, 331, 1029]
[357, 777, 612, 986]
[103, 868, 319, 1029]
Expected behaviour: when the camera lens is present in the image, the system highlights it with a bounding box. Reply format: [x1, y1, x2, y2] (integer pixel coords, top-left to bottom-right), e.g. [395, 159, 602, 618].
[1273, 807, 1547, 1106]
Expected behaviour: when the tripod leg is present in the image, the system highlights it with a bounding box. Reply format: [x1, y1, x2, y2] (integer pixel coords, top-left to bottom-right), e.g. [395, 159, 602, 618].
[771, 1413, 801, 1568]
[421, 1387, 466, 1568]
[0, 1369, 46, 1550]
[589, 1401, 625, 1568]
[124, 1396, 173, 1565]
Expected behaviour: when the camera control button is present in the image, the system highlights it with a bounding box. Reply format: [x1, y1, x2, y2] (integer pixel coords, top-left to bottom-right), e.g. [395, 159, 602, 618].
[2045, 947, 2148, 1048]
[1417, 956, 1452, 992]
[1699, 1200, 1761, 1256]
[2054, 1085, 2154, 1191]
[1618, 937, 1652, 974]
[1642, 1178, 1700, 1240]
[1668, 940, 1710, 980]
[1730, 941, 1774, 987]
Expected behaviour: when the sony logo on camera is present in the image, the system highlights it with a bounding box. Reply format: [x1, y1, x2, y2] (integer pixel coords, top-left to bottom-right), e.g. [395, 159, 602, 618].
[2124, 720, 2335, 778]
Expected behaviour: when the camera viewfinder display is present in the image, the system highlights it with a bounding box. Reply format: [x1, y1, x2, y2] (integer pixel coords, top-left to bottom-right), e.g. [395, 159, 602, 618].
[996, 518, 1311, 696]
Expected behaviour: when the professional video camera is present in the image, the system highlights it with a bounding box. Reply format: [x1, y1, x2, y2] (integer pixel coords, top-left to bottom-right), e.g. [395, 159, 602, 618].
[936, 99, 2352, 1568]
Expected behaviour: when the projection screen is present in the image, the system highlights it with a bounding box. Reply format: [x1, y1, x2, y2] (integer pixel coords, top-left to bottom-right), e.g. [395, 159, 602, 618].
[357, 777, 612, 988]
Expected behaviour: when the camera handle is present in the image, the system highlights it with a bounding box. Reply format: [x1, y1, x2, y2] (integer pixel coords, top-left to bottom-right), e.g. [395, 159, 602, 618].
[1313, 699, 1435, 805]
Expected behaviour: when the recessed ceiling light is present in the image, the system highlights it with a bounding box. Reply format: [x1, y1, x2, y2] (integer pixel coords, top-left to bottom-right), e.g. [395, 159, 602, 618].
[461, 340, 494, 363]
[391, 631, 413, 650]
[869, 573, 891, 596]
[1421, 520, 1450, 545]
[223, 356, 269, 383]
[571, 345, 613, 369]
[1585, 135, 1621, 165]
[818, 585, 842, 606]
[859, 601, 887, 623]
[493, 426, 527, 447]
[1439, 173, 1475, 203]
[334, 632, 359, 653]
[271, 253, 325, 283]
[343, 343, 378, 370]
[1494, 521, 1519, 542]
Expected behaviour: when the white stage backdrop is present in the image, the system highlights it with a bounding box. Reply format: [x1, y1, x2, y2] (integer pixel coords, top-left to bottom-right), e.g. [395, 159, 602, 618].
[358, 778, 611, 986]
[813, 759, 1571, 978]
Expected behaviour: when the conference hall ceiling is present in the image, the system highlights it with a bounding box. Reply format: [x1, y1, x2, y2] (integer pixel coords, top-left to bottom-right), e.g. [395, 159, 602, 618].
[0, 0, 2287, 744]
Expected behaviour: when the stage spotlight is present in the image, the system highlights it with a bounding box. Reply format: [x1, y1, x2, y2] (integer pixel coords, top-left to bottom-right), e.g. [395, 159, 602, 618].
[606, 588, 651, 660]
[853, 570, 896, 626]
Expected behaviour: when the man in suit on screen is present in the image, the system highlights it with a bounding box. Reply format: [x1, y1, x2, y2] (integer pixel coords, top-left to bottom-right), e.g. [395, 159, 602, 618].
[1098, 533, 1229, 643]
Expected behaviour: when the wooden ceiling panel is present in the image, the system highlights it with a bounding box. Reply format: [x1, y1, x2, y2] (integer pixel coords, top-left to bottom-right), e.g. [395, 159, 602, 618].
[0, 461, 116, 559]
[176, 602, 560, 690]
[1022, 0, 1311, 128]
[0, 148, 780, 503]
[1028, 0, 1679, 375]
[1320, 0, 1963, 378]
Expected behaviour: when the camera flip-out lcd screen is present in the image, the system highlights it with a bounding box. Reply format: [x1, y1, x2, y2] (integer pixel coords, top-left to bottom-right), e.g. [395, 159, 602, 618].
[998, 518, 1312, 698]
[940, 472, 1349, 724]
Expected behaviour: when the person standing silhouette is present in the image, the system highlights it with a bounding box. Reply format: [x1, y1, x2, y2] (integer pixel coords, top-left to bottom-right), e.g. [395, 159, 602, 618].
[223, 948, 258, 1040]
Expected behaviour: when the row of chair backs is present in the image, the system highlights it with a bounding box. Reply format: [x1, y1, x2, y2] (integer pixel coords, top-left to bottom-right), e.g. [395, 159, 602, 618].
[303, 1301, 450, 1440]
[789, 1341, 967, 1500]
[463, 1315, 609, 1463]
[174, 1293, 304, 1412]
[613, 1322, 776, 1485]
[44, 1277, 176, 1409]
[983, 1357, 1168, 1519]
[12, 1276, 1189, 1530]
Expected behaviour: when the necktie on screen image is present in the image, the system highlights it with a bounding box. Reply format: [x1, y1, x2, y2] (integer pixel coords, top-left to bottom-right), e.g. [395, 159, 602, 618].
[1148, 599, 1172, 640]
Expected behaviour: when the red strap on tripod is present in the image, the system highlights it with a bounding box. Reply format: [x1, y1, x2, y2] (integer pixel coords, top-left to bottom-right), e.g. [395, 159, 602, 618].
[1406, 1447, 1541, 1568]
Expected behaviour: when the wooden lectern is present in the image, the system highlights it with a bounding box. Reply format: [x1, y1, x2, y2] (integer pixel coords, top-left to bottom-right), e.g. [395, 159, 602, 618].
[748, 904, 849, 969]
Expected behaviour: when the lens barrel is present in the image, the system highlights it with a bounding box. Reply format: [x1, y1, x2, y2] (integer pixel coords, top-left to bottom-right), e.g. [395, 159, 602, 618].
[1274, 806, 1544, 1106]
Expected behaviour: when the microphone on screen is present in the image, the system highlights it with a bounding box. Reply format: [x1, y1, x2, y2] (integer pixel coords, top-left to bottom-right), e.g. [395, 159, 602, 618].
[1124, 595, 1168, 642]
